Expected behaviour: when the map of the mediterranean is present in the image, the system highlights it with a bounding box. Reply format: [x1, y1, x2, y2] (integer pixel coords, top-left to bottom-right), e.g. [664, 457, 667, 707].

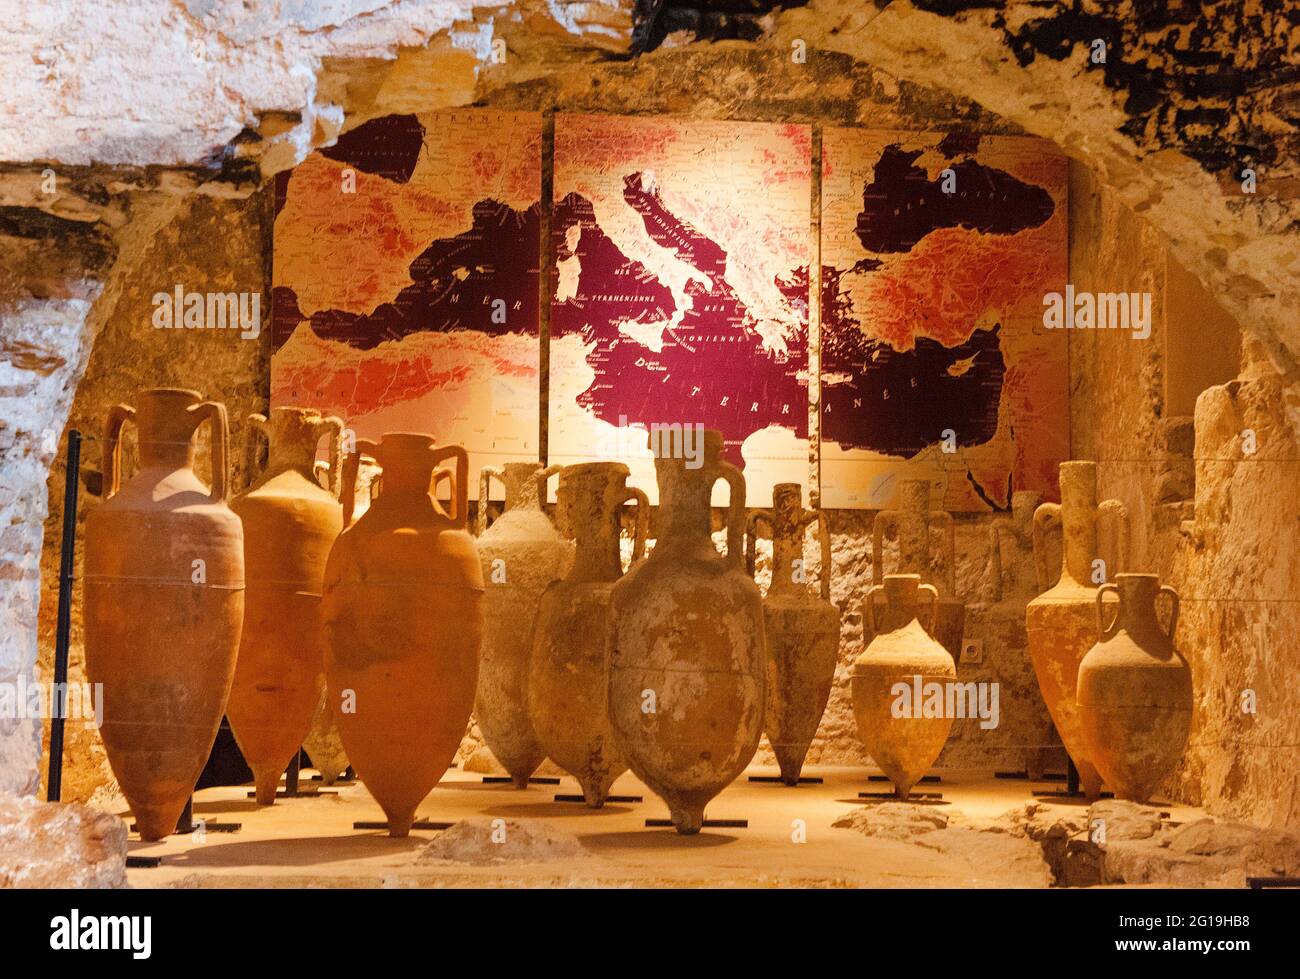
[272, 112, 1066, 512]
[550, 114, 812, 504]
[820, 129, 1069, 510]
[271, 110, 542, 487]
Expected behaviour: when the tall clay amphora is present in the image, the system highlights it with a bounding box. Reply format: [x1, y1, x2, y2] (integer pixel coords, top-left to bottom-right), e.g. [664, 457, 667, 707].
[301, 454, 381, 785]
[1026, 460, 1129, 800]
[475, 462, 574, 787]
[1078, 575, 1192, 803]
[609, 431, 767, 834]
[84, 389, 243, 841]
[303, 690, 350, 785]
[851, 575, 956, 799]
[872, 480, 965, 662]
[229, 407, 343, 804]
[745, 483, 841, 785]
[528, 464, 647, 806]
[321, 434, 483, 836]
[987, 490, 1044, 602]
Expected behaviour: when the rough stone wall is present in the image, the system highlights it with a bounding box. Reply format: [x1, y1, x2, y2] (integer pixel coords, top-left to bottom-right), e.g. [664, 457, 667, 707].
[1171, 359, 1300, 828]
[1, 166, 196, 796]
[1068, 159, 1181, 575]
[0, 293, 98, 796]
[0, 0, 497, 166]
[1066, 163, 1298, 828]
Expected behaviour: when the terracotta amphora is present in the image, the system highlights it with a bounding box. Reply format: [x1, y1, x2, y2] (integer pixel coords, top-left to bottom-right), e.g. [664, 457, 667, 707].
[228, 407, 344, 804]
[303, 689, 349, 784]
[872, 480, 965, 662]
[475, 462, 575, 788]
[84, 388, 243, 841]
[745, 483, 841, 785]
[1078, 574, 1191, 803]
[851, 574, 956, 799]
[609, 430, 767, 834]
[321, 433, 483, 836]
[987, 490, 1044, 602]
[301, 455, 382, 786]
[528, 463, 647, 806]
[1026, 460, 1129, 800]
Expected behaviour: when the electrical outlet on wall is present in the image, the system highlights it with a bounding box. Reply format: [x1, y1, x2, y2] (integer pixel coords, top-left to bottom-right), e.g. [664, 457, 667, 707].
[962, 639, 983, 664]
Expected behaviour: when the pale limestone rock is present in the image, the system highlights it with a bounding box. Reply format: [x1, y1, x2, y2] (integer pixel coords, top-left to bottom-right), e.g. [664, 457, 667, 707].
[1087, 799, 1165, 842]
[1103, 819, 1300, 888]
[832, 802, 949, 841]
[0, 1, 496, 167]
[0, 293, 99, 796]
[416, 818, 590, 864]
[1002, 800, 1300, 886]
[835, 802, 1052, 885]
[910, 827, 1053, 887]
[1173, 370, 1300, 827]
[1, 1, 638, 173]
[0, 790, 127, 888]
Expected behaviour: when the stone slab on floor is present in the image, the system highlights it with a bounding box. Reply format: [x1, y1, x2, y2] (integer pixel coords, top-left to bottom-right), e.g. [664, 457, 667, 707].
[0, 790, 128, 888]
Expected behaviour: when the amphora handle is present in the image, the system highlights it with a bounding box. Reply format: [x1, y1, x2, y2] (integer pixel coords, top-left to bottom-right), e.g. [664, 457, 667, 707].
[102, 403, 137, 500]
[188, 401, 230, 502]
[340, 438, 381, 527]
[1095, 582, 1121, 641]
[713, 460, 747, 570]
[430, 444, 469, 528]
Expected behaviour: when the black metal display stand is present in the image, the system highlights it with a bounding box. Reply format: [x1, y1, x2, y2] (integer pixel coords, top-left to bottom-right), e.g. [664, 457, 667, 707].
[869, 774, 940, 785]
[1031, 757, 1113, 800]
[481, 775, 560, 785]
[127, 796, 243, 836]
[312, 766, 356, 783]
[352, 820, 454, 831]
[994, 770, 1066, 781]
[748, 774, 824, 784]
[247, 750, 337, 799]
[644, 818, 748, 829]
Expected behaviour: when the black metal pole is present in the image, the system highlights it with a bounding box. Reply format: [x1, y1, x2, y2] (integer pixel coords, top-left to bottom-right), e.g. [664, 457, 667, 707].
[47, 429, 81, 803]
[286, 749, 301, 795]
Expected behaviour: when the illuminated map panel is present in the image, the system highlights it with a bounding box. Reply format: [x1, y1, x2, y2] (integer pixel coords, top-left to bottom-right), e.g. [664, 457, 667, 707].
[550, 113, 813, 504]
[820, 129, 1069, 511]
[272, 110, 542, 487]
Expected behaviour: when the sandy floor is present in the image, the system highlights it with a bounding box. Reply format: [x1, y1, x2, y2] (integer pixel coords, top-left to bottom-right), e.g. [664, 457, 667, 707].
[121, 766, 1204, 888]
